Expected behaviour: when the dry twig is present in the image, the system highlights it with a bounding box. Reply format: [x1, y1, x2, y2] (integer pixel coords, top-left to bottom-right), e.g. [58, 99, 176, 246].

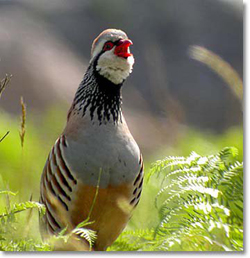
[0, 131, 10, 143]
[0, 74, 12, 98]
[19, 96, 26, 148]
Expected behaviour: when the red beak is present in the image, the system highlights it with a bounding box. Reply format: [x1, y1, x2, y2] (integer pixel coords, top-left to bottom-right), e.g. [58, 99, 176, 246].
[114, 39, 133, 58]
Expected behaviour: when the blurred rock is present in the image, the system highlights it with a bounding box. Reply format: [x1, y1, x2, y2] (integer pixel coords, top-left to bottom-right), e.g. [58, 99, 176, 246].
[0, 2, 86, 113]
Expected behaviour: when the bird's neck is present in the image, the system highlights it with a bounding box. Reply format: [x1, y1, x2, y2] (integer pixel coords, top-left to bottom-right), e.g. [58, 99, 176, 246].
[69, 63, 124, 125]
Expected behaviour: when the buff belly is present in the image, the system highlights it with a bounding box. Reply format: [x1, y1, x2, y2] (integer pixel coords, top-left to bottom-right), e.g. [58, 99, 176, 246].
[69, 181, 134, 251]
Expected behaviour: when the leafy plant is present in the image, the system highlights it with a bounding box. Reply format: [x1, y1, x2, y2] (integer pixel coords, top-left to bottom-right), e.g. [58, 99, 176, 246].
[0, 189, 98, 251]
[0, 144, 244, 251]
[0, 191, 48, 251]
[109, 147, 243, 251]
[0, 169, 100, 251]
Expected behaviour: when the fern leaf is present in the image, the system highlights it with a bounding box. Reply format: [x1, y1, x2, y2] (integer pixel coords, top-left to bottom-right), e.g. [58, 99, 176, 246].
[72, 227, 97, 249]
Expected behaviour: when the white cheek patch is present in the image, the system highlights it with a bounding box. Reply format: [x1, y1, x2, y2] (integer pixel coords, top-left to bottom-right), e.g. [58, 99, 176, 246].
[96, 49, 135, 85]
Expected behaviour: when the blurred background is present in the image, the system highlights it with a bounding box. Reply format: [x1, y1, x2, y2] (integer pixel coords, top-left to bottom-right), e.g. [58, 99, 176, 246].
[0, 0, 243, 238]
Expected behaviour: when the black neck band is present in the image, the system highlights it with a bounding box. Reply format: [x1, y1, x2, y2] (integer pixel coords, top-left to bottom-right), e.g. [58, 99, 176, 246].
[72, 58, 124, 124]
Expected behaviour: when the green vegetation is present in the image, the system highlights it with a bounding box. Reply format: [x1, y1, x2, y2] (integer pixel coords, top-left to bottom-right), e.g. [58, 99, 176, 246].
[0, 107, 243, 250]
[109, 147, 243, 251]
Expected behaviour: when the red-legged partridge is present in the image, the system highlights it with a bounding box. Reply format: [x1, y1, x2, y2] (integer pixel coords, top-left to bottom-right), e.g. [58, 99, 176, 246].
[40, 29, 144, 251]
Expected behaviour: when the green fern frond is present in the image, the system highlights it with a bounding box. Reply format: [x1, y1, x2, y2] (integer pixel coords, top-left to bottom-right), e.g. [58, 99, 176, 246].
[12, 201, 45, 214]
[152, 147, 243, 251]
[111, 147, 243, 251]
[72, 227, 97, 249]
[0, 201, 45, 219]
[147, 156, 186, 180]
[109, 228, 155, 251]
[0, 191, 17, 196]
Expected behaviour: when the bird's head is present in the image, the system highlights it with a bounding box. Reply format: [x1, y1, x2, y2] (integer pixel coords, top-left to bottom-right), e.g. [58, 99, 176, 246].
[90, 29, 135, 85]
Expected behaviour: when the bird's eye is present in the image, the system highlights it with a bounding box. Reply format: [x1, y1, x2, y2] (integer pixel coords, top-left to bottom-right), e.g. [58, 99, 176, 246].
[103, 41, 114, 51]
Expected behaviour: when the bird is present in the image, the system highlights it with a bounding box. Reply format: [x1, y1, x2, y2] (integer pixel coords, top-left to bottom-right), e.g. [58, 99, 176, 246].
[39, 29, 144, 251]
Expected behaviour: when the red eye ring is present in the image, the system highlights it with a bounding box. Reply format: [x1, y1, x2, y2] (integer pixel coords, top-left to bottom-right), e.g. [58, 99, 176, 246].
[103, 41, 114, 51]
